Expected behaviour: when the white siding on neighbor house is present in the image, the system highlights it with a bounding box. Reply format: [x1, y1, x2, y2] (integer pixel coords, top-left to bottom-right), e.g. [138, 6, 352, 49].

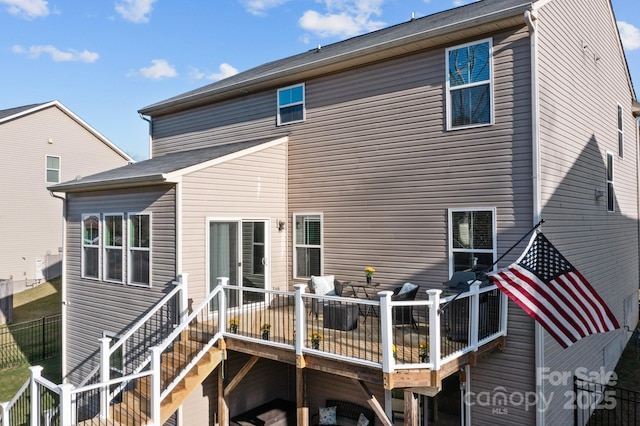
[0, 105, 130, 287]
[533, 0, 639, 424]
[64, 186, 176, 384]
[180, 142, 287, 306]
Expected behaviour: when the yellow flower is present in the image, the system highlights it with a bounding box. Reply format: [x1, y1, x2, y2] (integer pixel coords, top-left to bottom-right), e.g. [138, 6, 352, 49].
[365, 266, 376, 277]
[310, 331, 323, 344]
[261, 323, 271, 331]
[229, 318, 238, 327]
[392, 344, 398, 359]
[419, 342, 429, 357]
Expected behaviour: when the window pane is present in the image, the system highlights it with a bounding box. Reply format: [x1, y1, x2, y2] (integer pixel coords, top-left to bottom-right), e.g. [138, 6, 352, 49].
[295, 247, 320, 277]
[47, 156, 60, 169]
[280, 105, 303, 123]
[83, 216, 99, 245]
[84, 247, 99, 278]
[607, 154, 613, 181]
[105, 248, 123, 281]
[46, 169, 60, 183]
[449, 42, 489, 87]
[450, 85, 490, 127]
[472, 211, 493, 249]
[105, 216, 122, 247]
[253, 245, 264, 275]
[130, 215, 150, 248]
[290, 85, 303, 103]
[253, 222, 264, 244]
[130, 251, 150, 285]
[618, 105, 623, 130]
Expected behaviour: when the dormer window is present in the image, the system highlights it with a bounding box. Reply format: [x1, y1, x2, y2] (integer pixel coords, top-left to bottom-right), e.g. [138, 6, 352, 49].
[277, 84, 305, 125]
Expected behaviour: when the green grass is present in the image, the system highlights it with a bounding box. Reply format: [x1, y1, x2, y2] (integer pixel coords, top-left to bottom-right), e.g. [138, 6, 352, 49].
[0, 278, 62, 402]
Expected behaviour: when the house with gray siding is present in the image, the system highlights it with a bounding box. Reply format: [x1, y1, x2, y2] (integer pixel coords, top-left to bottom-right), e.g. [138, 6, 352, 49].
[42, 0, 640, 425]
[0, 101, 132, 292]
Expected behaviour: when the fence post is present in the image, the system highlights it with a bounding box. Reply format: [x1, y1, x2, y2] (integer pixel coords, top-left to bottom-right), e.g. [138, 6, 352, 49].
[294, 284, 306, 355]
[42, 316, 46, 360]
[99, 337, 111, 419]
[58, 383, 74, 426]
[177, 273, 189, 324]
[1, 401, 9, 426]
[151, 346, 162, 425]
[218, 277, 228, 334]
[469, 282, 480, 349]
[29, 366, 43, 426]
[379, 291, 394, 373]
[428, 290, 442, 371]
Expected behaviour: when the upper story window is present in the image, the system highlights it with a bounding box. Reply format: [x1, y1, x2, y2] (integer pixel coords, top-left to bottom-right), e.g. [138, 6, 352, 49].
[46, 155, 61, 183]
[448, 208, 496, 274]
[104, 214, 124, 283]
[128, 213, 151, 286]
[607, 152, 615, 212]
[277, 84, 305, 125]
[446, 39, 493, 130]
[82, 214, 100, 279]
[294, 213, 322, 279]
[617, 104, 624, 158]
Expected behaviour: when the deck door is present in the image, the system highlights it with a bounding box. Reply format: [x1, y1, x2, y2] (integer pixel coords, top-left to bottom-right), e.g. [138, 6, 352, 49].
[208, 219, 268, 310]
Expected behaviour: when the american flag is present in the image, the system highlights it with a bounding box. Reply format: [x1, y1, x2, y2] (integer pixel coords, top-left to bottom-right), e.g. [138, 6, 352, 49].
[487, 232, 619, 348]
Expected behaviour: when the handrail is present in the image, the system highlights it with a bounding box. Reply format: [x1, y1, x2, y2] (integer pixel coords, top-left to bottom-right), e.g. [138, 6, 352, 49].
[6, 377, 29, 409]
[71, 370, 152, 395]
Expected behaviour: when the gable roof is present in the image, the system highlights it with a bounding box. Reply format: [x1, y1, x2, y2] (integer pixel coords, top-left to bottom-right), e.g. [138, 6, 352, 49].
[140, 0, 533, 116]
[0, 100, 134, 162]
[49, 136, 288, 193]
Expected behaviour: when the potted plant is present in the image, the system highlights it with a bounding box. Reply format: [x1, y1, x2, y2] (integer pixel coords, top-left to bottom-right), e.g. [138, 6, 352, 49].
[229, 318, 238, 334]
[261, 323, 271, 340]
[310, 331, 323, 349]
[392, 344, 398, 360]
[419, 342, 429, 362]
[364, 266, 375, 284]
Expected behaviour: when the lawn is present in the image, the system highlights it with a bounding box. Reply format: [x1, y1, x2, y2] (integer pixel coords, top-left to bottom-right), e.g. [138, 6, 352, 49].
[0, 278, 62, 402]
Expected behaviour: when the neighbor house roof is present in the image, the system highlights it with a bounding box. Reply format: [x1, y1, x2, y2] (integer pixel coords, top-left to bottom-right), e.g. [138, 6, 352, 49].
[139, 0, 534, 116]
[0, 100, 134, 162]
[49, 136, 288, 193]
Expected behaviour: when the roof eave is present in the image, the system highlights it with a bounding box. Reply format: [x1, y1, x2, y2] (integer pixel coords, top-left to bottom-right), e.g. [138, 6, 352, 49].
[139, 5, 531, 117]
[49, 174, 176, 193]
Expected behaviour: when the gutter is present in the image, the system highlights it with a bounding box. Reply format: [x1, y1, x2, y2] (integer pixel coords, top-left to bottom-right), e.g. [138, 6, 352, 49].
[49, 191, 68, 382]
[524, 7, 546, 426]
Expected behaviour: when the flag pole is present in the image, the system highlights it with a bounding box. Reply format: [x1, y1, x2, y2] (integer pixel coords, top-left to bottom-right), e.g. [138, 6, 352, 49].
[438, 218, 545, 314]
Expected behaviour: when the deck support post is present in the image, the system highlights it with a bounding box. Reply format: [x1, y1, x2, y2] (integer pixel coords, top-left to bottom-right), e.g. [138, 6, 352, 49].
[403, 390, 419, 426]
[294, 284, 306, 356]
[296, 367, 308, 425]
[99, 336, 111, 419]
[0, 402, 9, 426]
[218, 365, 229, 425]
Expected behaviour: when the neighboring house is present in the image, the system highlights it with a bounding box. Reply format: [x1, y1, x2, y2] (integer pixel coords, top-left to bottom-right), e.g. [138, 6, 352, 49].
[0, 101, 132, 291]
[46, 0, 640, 425]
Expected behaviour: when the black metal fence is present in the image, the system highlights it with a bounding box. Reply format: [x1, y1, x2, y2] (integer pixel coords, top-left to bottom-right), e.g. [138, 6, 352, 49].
[574, 376, 640, 425]
[0, 314, 62, 370]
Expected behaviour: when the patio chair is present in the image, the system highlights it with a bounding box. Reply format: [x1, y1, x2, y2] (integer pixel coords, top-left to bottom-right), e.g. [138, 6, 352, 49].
[308, 275, 344, 318]
[392, 282, 419, 329]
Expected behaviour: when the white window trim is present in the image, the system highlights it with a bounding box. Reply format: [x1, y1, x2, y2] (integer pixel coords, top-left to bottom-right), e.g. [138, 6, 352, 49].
[46, 155, 61, 183]
[447, 207, 497, 277]
[293, 212, 323, 279]
[127, 212, 152, 287]
[445, 38, 494, 131]
[277, 83, 306, 126]
[606, 151, 615, 212]
[81, 213, 101, 280]
[103, 213, 124, 284]
[617, 104, 624, 158]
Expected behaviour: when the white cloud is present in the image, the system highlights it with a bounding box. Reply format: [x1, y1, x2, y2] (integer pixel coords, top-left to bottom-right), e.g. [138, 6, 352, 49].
[240, 0, 289, 16]
[299, 0, 385, 39]
[0, 0, 48, 18]
[138, 59, 177, 80]
[115, 0, 156, 23]
[618, 21, 640, 51]
[453, 0, 478, 6]
[12, 44, 99, 62]
[189, 63, 239, 82]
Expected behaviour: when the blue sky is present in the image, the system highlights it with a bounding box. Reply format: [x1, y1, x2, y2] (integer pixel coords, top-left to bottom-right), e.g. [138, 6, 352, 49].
[1, 0, 639, 161]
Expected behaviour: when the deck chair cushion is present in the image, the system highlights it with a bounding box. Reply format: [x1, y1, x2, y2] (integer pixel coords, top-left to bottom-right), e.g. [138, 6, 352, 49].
[311, 275, 336, 296]
[357, 412, 370, 426]
[398, 282, 418, 296]
[318, 405, 337, 425]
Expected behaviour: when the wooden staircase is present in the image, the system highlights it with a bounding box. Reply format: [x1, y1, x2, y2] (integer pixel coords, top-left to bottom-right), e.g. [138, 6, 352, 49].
[106, 337, 223, 426]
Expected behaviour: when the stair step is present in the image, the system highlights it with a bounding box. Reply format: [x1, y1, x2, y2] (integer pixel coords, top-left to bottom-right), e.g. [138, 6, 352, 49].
[110, 402, 151, 426]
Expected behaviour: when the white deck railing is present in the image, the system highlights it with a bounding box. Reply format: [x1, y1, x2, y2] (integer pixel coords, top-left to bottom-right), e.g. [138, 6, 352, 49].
[0, 278, 507, 426]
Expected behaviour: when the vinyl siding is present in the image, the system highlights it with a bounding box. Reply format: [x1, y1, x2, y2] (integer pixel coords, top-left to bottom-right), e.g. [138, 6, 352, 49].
[534, 1, 639, 425]
[0, 105, 130, 284]
[65, 186, 176, 384]
[180, 142, 287, 305]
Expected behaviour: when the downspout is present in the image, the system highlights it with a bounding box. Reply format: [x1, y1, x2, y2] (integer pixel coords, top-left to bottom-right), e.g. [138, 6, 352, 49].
[524, 8, 545, 426]
[49, 191, 67, 381]
[139, 113, 153, 159]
